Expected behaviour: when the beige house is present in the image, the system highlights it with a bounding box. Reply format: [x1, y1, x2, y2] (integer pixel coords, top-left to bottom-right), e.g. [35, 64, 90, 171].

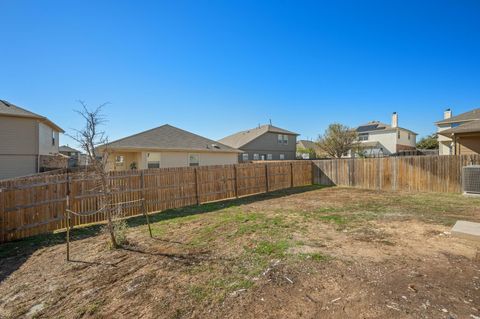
[97, 124, 241, 170]
[0, 100, 65, 180]
[436, 108, 480, 155]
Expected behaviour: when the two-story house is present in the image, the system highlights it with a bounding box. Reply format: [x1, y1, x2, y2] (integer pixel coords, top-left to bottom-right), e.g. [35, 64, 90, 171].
[436, 108, 480, 155]
[0, 100, 65, 179]
[355, 112, 417, 157]
[219, 124, 299, 162]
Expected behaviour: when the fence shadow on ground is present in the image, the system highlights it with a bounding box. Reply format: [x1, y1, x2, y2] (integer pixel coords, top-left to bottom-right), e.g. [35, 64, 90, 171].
[0, 184, 328, 283]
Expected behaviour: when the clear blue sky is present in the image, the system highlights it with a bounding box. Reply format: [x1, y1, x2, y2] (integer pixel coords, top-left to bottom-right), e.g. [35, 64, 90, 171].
[1, 0, 479, 147]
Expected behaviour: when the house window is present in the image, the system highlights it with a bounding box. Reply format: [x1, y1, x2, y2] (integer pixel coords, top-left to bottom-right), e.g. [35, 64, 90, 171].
[147, 152, 161, 168]
[242, 153, 249, 161]
[397, 131, 401, 139]
[267, 154, 273, 160]
[51, 131, 56, 146]
[189, 154, 200, 166]
[253, 153, 259, 160]
[408, 133, 411, 140]
[359, 134, 368, 141]
[115, 155, 124, 164]
[283, 135, 288, 145]
[147, 162, 160, 169]
[278, 134, 283, 144]
[279, 154, 285, 160]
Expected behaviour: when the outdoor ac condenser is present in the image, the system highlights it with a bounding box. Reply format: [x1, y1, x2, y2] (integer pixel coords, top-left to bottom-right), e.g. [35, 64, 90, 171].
[462, 165, 480, 195]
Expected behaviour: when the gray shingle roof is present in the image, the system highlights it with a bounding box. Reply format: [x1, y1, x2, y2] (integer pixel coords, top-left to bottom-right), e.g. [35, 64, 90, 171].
[435, 108, 480, 125]
[438, 120, 480, 136]
[0, 99, 64, 132]
[219, 125, 299, 149]
[356, 121, 417, 135]
[101, 124, 241, 153]
[59, 145, 80, 153]
[297, 140, 318, 150]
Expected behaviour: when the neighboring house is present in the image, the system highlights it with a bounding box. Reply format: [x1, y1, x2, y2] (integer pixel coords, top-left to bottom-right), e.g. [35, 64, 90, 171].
[296, 140, 323, 159]
[354, 112, 417, 157]
[0, 99, 65, 179]
[97, 124, 241, 170]
[219, 124, 299, 162]
[59, 145, 82, 167]
[436, 108, 480, 155]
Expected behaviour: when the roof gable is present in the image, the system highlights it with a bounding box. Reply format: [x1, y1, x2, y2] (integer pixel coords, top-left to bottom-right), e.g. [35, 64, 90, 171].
[0, 99, 64, 132]
[102, 124, 240, 153]
[219, 125, 299, 148]
[435, 108, 480, 125]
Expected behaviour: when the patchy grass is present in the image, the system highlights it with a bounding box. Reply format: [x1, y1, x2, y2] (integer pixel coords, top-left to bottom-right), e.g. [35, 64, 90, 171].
[1, 186, 480, 319]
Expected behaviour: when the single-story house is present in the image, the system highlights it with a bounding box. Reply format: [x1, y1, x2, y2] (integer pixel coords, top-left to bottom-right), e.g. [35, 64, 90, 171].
[219, 124, 299, 162]
[97, 124, 241, 170]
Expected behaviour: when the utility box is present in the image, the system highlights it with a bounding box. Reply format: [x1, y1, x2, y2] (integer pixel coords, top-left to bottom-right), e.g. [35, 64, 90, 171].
[462, 165, 480, 195]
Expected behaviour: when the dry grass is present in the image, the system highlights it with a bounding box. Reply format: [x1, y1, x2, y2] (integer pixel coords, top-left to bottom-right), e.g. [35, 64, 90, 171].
[1, 186, 480, 319]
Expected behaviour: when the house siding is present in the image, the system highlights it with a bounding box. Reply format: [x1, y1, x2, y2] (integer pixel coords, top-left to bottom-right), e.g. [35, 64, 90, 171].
[38, 122, 60, 155]
[455, 134, 480, 155]
[106, 150, 238, 170]
[238, 132, 297, 162]
[0, 155, 37, 180]
[0, 117, 38, 155]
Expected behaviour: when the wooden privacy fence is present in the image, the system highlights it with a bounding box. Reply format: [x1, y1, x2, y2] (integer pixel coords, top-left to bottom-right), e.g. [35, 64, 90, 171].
[313, 154, 480, 193]
[0, 161, 312, 243]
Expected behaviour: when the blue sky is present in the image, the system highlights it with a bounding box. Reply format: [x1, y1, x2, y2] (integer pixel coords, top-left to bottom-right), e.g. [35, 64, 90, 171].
[1, 0, 479, 147]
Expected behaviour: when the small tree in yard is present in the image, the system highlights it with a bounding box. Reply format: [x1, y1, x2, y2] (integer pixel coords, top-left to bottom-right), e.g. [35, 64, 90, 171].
[69, 101, 119, 248]
[417, 133, 439, 150]
[317, 123, 359, 158]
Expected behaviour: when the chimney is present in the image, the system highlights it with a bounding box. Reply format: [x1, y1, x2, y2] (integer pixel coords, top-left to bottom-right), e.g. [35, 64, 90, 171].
[444, 108, 452, 120]
[391, 112, 398, 128]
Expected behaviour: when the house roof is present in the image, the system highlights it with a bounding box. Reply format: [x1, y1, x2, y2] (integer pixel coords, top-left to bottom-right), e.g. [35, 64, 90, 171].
[0, 99, 64, 132]
[438, 120, 480, 136]
[59, 145, 80, 153]
[356, 121, 417, 135]
[435, 108, 480, 125]
[219, 125, 299, 149]
[99, 124, 241, 153]
[297, 140, 318, 150]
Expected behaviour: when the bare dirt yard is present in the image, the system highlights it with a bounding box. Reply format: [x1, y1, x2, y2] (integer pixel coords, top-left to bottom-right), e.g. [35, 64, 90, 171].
[1, 186, 480, 319]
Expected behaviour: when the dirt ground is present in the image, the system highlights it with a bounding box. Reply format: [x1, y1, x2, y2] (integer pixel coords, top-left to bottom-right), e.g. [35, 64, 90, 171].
[1, 186, 480, 319]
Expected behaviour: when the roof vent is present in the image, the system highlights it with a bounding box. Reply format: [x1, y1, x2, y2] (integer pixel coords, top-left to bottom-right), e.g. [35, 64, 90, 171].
[211, 144, 220, 149]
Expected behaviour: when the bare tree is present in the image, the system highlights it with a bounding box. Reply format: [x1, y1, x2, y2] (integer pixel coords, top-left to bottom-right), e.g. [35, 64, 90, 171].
[317, 123, 359, 158]
[69, 101, 118, 248]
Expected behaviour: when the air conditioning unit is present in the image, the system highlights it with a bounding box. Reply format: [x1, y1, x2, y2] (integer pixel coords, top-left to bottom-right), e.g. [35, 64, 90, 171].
[462, 165, 480, 195]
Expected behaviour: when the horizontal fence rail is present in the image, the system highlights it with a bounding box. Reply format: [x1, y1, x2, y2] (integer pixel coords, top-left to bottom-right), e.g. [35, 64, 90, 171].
[313, 154, 480, 193]
[0, 161, 312, 243]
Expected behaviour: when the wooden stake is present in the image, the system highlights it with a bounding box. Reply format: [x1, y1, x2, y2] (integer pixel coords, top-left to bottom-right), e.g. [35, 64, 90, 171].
[140, 171, 152, 237]
[143, 199, 153, 238]
[66, 208, 70, 261]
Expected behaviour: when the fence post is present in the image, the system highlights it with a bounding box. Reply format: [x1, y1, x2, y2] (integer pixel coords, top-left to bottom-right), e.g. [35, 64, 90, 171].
[234, 165, 239, 198]
[0, 188, 5, 243]
[290, 162, 294, 188]
[265, 164, 269, 192]
[194, 167, 200, 205]
[311, 161, 316, 185]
